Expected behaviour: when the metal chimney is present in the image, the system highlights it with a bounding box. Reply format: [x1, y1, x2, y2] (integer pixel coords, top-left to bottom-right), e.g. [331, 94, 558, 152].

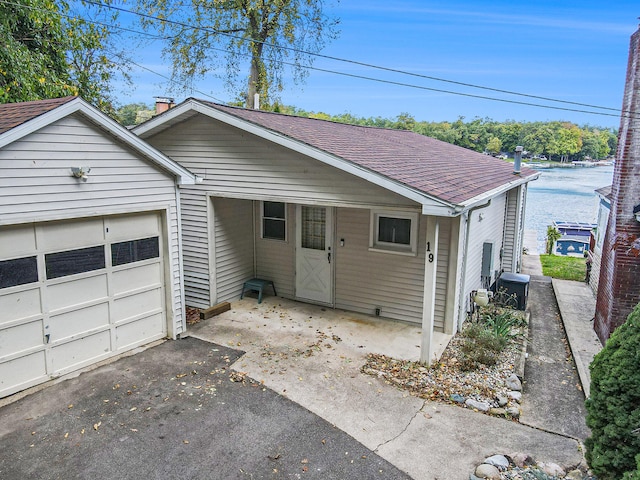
[513, 146, 523, 174]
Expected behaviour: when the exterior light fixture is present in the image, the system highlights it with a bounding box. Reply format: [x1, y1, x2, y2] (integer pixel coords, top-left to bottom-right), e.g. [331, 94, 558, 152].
[71, 167, 91, 182]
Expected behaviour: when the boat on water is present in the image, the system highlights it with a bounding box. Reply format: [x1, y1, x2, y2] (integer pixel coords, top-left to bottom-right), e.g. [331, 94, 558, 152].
[552, 221, 597, 257]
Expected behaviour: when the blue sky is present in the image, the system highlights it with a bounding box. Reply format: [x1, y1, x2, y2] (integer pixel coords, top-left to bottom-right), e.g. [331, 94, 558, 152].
[116, 0, 639, 128]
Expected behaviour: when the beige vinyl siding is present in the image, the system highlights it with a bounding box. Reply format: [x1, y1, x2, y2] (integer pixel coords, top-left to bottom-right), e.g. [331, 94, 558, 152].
[334, 208, 427, 325]
[501, 188, 519, 273]
[212, 197, 254, 303]
[255, 203, 296, 298]
[464, 193, 507, 298]
[145, 116, 418, 208]
[180, 191, 210, 308]
[502, 185, 527, 273]
[0, 114, 184, 334]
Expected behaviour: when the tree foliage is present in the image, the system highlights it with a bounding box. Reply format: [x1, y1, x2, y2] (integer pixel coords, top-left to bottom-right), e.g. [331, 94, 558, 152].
[135, 0, 340, 108]
[275, 106, 617, 162]
[0, 0, 127, 114]
[585, 302, 640, 479]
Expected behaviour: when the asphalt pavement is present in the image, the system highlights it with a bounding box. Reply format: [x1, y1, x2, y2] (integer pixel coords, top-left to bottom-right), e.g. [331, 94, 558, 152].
[0, 337, 410, 480]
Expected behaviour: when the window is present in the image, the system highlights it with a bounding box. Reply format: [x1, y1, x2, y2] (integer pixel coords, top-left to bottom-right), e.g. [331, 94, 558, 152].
[262, 201, 286, 241]
[370, 210, 419, 255]
[0, 256, 38, 289]
[45, 246, 106, 279]
[112, 236, 160, 266]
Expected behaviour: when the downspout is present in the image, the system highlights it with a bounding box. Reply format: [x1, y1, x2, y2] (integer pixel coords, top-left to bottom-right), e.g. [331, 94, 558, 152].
[457, 199, 492, 330]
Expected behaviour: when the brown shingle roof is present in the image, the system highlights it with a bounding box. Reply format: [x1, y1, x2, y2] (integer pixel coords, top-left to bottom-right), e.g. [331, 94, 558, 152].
[0, 97, 77, 135]
[595, 185, 612, 200]
[199, 101, 538, 205]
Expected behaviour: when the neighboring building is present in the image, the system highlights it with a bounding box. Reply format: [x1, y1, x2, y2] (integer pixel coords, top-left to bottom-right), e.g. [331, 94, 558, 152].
[552, 221, 596, 257]
[0, 97, 196, 398]
[595, 25, 640, 343]
[134, 99, 539, 363]
[588, 186, 612, 294]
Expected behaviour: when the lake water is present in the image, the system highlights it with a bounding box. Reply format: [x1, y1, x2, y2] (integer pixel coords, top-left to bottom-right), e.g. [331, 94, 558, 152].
[524, 165, 614, 254]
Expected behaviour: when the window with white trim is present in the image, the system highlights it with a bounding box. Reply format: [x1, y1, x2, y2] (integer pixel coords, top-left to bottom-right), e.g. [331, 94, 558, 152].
[262, 201, 287, 241]
[369, 210, 419, 255]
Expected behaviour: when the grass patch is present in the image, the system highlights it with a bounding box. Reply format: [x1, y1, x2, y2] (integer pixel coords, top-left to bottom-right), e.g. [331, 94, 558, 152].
[539, 254, 587, 281]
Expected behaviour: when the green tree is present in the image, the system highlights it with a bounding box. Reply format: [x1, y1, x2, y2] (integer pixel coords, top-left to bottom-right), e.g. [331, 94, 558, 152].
[0, 0, 125, 113]
[545, 225, 561, 255]
[556, 123, 582, 162]
[486, 136, 502, 155]
[115, 103, 154, 126]
[135, 0, 340, 109]
[586, 302, 640, 479]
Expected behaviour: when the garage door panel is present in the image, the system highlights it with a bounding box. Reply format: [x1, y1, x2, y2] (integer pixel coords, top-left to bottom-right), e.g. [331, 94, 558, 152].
[0, 288, 41, 325]
[113, 288, 162, 323]
[0, 351, 47, 397]
[116, 313, 164, 350]
[112, 263, 161, 295]
[49, 303, 109, 341]
[50, 331, 111, 374]
[47, 275, 108, 312]
[0, 320, 43, 358]
[37, 217, 105, 251]
[106, 214, 159, 242]
[0, 224, 36, 258]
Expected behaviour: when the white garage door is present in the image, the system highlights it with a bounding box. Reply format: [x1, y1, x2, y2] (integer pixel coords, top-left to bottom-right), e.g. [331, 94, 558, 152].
[0, 212, 166, 398]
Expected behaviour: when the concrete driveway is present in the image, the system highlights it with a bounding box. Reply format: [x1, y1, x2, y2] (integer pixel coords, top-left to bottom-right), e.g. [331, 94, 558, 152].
[0, 337, 410, 480]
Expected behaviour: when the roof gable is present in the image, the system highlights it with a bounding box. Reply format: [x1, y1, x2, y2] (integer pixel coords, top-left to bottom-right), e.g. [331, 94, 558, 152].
[0, 97, 196, 185]
[136, 99, 539, 209]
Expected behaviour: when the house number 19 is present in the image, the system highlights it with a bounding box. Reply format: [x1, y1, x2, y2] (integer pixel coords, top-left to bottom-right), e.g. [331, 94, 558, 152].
[427, 242, 434, 263]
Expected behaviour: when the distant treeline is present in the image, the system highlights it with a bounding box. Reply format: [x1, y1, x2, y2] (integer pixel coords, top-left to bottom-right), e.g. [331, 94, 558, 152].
[274, 106, 618, 162]
[117, 102, 618, 162]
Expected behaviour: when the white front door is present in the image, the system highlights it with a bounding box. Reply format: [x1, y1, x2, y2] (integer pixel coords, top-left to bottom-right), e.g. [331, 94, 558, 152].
[295, 206, 333, 304]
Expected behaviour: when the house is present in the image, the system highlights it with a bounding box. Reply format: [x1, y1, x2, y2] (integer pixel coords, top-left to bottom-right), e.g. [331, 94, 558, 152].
[552, 221, 596, 257]
[588, 186, 612, 293]
[134, 99, 539, 363]
[0, 97, 196, 398]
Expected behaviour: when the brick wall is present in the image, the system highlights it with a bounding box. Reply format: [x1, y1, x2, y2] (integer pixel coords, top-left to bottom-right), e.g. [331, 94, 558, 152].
[594, 26, 640, 343]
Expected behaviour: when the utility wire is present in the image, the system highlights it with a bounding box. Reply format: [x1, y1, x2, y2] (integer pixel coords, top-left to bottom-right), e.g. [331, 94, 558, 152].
[2, 0, 636, 120]
[81, 0, 631, 116]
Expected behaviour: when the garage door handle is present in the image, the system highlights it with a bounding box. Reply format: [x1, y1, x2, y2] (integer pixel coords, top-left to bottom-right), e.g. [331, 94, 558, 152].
[44, 334, 50, 344]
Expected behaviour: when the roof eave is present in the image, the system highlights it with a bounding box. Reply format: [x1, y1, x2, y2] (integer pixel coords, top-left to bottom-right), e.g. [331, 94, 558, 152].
[456, 170, 541, 213]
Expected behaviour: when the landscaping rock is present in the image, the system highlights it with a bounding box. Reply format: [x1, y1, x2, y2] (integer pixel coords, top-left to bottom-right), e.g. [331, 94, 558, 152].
[465, 398, 490, 412]
[474, 463, 500, 479]
[538, 462, 566, 477]
[489, 407, 506, 417]
[508, 452, 534, 468]
[506, 406, 520, 418]
[505, 373, 522, 391]
[566, 469, 586, 480]
[483, 455, 509, 470]
[496, 395, 508, 407]
[450, 393, 466, 403]
[507, 390, 522, 403]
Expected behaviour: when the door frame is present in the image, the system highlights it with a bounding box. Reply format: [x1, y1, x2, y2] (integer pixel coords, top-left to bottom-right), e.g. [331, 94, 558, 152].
[295, 205, 335, 306]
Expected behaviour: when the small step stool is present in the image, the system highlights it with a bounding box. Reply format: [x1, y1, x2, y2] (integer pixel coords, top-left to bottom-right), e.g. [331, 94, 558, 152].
[240, 278, 277, 304]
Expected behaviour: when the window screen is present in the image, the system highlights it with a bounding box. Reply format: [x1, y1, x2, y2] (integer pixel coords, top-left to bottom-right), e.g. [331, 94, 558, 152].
[0, 256, 38, 289]
[263, 201, 286, 240]
[46, 246, 106, 279]
[111, 237, 160, 266]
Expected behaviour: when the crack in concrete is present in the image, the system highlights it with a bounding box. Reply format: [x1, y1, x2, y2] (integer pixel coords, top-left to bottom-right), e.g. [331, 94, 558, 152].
[373, 400, 427, 453]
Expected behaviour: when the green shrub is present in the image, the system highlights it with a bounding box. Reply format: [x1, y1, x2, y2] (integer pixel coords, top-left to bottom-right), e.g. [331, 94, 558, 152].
[585, 302, 640, 479]
[458, 323, 508, 370]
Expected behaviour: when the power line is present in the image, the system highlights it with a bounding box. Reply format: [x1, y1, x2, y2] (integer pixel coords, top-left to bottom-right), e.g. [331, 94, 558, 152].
[81, 0, 631, 116]
[2, 0, 636, 120]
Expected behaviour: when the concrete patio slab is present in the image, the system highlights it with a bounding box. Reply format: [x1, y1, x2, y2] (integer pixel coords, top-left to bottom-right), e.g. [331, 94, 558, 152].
[188, 297, 585, 479]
